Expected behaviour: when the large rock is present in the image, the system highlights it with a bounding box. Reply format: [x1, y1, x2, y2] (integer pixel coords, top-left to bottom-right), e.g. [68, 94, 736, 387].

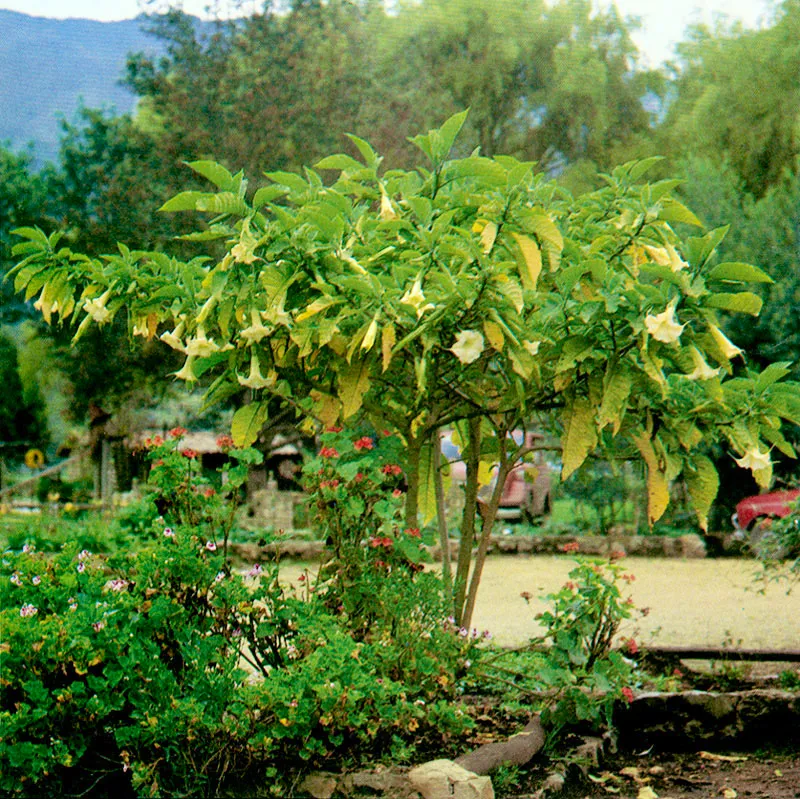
[407, 759, 494, 799]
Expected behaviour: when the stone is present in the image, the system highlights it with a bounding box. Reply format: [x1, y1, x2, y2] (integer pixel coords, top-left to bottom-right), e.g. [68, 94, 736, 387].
[679, 534, 706, 558]
[407, 759, 494, 799]
[300, 772, 338, 799]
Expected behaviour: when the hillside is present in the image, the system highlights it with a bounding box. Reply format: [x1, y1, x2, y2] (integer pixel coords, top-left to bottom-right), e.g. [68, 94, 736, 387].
[0, 10, 166, 165]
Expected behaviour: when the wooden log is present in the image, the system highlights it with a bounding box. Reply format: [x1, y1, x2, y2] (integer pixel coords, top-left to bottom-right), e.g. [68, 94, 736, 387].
[455, 714, 545, 775]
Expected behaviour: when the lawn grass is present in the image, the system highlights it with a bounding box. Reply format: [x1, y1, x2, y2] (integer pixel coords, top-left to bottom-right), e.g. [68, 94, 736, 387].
[278, 556, 800, 650]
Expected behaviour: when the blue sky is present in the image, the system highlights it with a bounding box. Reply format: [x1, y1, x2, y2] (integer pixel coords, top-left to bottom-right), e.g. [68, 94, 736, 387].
[0, 0, 777, 67]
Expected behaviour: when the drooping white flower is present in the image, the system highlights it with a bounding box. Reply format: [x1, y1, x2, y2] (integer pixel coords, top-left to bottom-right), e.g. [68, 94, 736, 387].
[645, 242, 688, 272]
[185, 326, 220, 358]
[240, 308, 271, 344]
[83, 288, 114, 324]
[400, 276, 434, 318]
[523, 340, 541, 356]
[685, 347, 721, 381]
[734, 447, 771, 473]
[160, 320, 187, 352]
[231, 219, 259, 264]
[708, 324, 743, 360]
[173, 355, 197, 383]
[644, 300, 685, 343]
[450, 330, 485, 365]
[238, 351, 272, 390]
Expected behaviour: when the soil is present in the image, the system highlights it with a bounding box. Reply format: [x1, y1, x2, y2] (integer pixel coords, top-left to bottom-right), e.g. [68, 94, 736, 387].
[504, 747, 800, 799]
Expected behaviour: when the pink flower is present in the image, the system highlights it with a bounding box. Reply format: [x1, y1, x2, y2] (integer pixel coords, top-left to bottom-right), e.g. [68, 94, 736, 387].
[22, 544, 33, 553]
[181, 448, 198, 459]
[621, 687, 635, 704]
[168, 426, 187, 439]
[105, 579, 129, 592]
[319, 446, 339, 458]
[10, 573, 21, 586]
[19, 603, 38, 617]
[247, 564, 263, 578]
[353, 436, 374, 451]
[152, 435, 164, 447]
[78, 549, 91, 561]
[163, 527, 175, 538]
[206, 541, 217, 552]
[625, 638, 639, 656]
[380, 464, 402, 476]
[93, 620, 106, 632]
[405, 527, 421, 538]
[216, 434, 235, 449]
[215, 571, 226, 583]
[559, 541, 580, 553]
[392, 489, 404, 498]
[77, 563, 86, 573]
[32, 576, 41, 586]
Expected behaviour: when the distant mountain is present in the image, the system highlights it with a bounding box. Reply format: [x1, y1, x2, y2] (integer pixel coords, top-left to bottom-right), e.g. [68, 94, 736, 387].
[0, 10, 167, 165]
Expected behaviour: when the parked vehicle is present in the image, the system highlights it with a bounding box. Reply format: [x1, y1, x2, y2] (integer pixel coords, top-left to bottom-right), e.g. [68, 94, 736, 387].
[732, 488, 800, 531]
[440, 430, 552, 523]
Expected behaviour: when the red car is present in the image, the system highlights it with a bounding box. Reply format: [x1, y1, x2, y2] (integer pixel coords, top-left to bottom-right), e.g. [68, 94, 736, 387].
[732, 489, 800, 531]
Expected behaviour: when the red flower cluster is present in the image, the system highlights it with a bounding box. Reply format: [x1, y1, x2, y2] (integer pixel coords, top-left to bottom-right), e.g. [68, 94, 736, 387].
[325, 425, 343, 433]
[168, 426, 187, 439]
[621, 687, 635, 704]
[143, 435, 164, 449]
[353, 436, 374, 451]
[181, 448, 198, 459]
[355, 472, 365, 482]
[319, 479, 340, 490]
[405, 527, 421, 538]
[609, 549, 626, 561]
[368, 536, 394, 550]
[319, 446, 339, 458]
[216, 434, 235, 449]
[564, 580, 577, 591]
[380, 464, 402, 476]
[621, 573, 636, 584]
[560, 541, 580, 553]
[201, 487, 215, 498]
[625, 638, 639, 655]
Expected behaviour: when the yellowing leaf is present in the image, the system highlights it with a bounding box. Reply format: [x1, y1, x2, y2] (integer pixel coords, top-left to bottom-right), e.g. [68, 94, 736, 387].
[310, 390, 341, 428]
[636, 787, 659, 799]
[478, 461, 494, 489]
[296, 296, 337, 322]
[561, 397, 598, 480]
[511, 232, 542, 290]
[337, 361, 371, 419]
[231, 402, 269, 448]
[699, 752, 747, 763]
[598, 365, 632, 434]
[361, 315, 379, 352]
[382, 324, 396, 372]
[481, 221, 498, 254]
[417, 440, 438, 524]
[483, 320, 505, 351]
[632, 431, 670, 525]
[684, 455, 719, 532]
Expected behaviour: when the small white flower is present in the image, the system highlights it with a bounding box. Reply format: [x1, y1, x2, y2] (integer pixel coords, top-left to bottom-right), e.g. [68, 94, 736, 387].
[78, 550, 92, 561]
[163, 527, 175, 538]
[238, 351, 273, 390]
[708, 324, 743, 360]
[185, 326, 220, 358]
[240, 309, 271, 344]
[173, 355, 197, 383]
[160, 320, 187, 352]
[735, 447, 771, 473]
[247, 564, 263, 578]
[83, 288, 113, 324]
[685, 347, 721, 381]
[523, 340, 541, 356]
[400, 276, 434, 318]
[20, 603, 38, 617]
[206, 541, 217, 552]
[450, 330, 485, 365]
[32, 576, 41, 586]
[644, 300, 685, 343]
[215, 571, 226, 583]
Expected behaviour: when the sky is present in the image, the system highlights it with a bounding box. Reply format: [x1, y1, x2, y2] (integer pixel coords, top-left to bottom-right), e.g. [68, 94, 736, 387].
[0, 0, 777, 67]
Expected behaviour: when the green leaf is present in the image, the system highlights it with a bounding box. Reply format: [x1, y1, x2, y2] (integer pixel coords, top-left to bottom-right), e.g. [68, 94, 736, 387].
[231, 403, 269, 448]
[707, 262, 773, 284]
[314, 154, 366, 172]
[511, 232, 542, 290]
[627, 156, 664, 182]
[252, 185, 288, 207]
[344, 134, 382, 169]
[657, 197, 703, 227]
[684, 455, 719, 532]
[195, 193, 250, 217]
[186, 160, 236, 190]
[417, 439, 438, 525]
[158, 191, 212, 213]
[706, 292, 763, 315]
[434, 109, 469, 161]
[754, 362, 792, 393]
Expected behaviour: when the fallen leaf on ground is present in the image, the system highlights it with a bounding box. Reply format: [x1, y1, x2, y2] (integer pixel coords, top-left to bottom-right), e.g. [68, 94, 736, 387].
[698, 752, 748, 763]
[637, 787, 659, 799]
[721, 789, 737, 799]
[620, 766, 642, 779]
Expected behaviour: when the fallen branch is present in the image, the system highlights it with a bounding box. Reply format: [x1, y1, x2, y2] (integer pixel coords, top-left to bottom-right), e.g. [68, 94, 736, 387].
[455, 714, 545, 775]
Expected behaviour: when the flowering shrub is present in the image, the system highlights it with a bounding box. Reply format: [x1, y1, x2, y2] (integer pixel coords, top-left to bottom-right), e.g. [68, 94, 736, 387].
[302, 427, 434, 633]
[532, 560, 643, 738]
